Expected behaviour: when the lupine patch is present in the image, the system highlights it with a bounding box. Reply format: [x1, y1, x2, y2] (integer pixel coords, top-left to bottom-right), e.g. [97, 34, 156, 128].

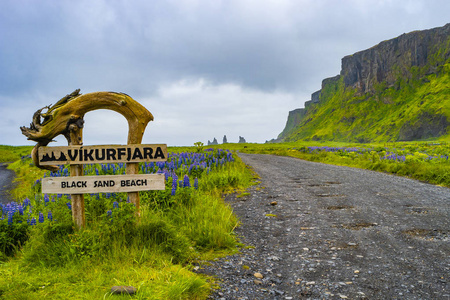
[0, 149, 236, 257]
[303, 145, 450, 163]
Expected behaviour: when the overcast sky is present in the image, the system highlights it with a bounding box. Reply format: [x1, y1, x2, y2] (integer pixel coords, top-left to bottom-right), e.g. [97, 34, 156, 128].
[1, 0, 449, 147]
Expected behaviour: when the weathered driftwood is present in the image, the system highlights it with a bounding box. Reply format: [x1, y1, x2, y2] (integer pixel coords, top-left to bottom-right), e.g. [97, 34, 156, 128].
[21, 90, 154, 227]
[21, 90, 154, 171]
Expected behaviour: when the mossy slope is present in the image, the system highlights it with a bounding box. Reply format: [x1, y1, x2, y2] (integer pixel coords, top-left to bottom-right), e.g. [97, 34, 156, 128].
[279, 24, 450, 143]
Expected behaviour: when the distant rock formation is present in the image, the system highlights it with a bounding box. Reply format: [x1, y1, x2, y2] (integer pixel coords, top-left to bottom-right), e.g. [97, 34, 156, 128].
[208, 138, 218, 145]
[238, 136, 246, 143]
[223, 135, 228, 144]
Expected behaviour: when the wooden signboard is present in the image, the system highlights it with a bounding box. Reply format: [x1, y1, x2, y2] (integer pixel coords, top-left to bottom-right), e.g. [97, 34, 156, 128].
[42, 174, 165, 194]
[38, 144, 167, 165]
[20, 90, 165, 228]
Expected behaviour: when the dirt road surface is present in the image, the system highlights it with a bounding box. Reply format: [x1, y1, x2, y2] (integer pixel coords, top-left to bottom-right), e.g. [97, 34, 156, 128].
[201, 154, 449, 299]
[0, 163, 16, 205]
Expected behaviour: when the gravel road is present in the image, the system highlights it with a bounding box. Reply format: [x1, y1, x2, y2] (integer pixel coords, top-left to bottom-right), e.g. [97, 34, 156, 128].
[200, 153, 449, 300]
[0, 163, 16, 205]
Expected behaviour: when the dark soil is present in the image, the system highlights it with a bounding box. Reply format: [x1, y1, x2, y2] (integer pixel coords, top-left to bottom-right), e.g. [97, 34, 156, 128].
[0, 163, 16, 205]
[198, 153, 449, 299]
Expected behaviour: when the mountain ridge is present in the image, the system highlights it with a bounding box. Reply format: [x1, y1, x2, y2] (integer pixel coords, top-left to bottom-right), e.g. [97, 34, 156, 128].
[276, 23, 450, 143]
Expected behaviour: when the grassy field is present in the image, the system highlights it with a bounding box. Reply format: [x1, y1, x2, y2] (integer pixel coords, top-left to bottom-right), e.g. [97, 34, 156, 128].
[223, 140, 450, 187]
[0, 146, 255, 299]
[0, 145, 33, 163]
[1, 140, 449, 298]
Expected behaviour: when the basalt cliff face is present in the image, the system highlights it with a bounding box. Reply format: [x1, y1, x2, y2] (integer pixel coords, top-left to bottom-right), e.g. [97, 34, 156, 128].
[277, 23, 450, 143]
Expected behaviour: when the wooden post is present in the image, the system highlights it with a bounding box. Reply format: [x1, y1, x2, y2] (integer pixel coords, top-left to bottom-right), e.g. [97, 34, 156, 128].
[126, 163, 140, 216]
[68, 123, 85, 229]
[126, 125, 145, 217]
[21, 91, 157, 227]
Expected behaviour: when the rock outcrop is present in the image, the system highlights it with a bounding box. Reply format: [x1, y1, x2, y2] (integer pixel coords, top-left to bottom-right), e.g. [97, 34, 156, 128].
[276, 23, 450, 143]
[341, 23, 450, 93]
[276, 108, 307, 141]
[208, 138, 218, 145]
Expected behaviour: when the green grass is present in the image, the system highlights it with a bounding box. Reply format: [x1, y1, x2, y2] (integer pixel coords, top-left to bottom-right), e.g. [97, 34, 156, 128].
[222, 141, 450, 187]
[280, 59, 450, 143]
[0, 145, 33, 163]
[2, 140, 449, 298]
[0, 147, 254, 299]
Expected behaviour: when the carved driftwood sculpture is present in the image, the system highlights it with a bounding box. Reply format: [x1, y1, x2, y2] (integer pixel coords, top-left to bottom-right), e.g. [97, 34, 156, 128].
[21, 89, 154, 171]
[21, 90, 154, 228]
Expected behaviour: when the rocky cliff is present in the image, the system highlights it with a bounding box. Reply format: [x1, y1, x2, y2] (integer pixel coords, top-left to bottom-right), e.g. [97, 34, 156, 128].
[341, 23, 450, 93]
[277, 23, 450, 143]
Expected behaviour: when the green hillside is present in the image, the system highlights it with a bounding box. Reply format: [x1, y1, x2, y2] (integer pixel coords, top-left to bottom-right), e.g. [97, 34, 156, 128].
[285, 61, 450, 143]
[278, 24, 450, 143]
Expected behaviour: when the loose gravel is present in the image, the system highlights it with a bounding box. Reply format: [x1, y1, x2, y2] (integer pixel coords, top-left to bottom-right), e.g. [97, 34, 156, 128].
[198, 153, 449, 300]
[0, 163, 16, 205]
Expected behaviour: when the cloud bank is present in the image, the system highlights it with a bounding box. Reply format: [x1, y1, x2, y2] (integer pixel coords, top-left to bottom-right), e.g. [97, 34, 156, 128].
[1, 0, 449, 146]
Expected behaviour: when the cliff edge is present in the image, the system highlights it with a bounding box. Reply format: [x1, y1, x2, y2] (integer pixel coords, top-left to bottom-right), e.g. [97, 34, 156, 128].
[277, 23, 450, 143]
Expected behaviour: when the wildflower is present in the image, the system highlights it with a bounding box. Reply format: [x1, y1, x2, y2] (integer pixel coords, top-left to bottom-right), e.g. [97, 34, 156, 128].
[107, 210, 112, 217]
[30, 217, 37, 226]
[171, 186, 176, 196]
[23, 198, 30, 208]
[7, 211, 13, 225]
[194, 178, 199, 190]
[66, 202, 72, 210]
[113, 201, 119, 209]
[38, 212, 45, 223]
[48, 211, 53, 221]
[183, 175, 191, 188]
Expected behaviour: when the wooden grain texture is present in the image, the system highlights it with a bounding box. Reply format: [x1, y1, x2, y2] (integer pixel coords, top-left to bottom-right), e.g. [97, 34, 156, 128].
[68, 123, 85, 228]
[21, 91, 154, 171]
[21, 90, 162, 227]
[42, 174, 165, 194]
[38, 144, 168, 165]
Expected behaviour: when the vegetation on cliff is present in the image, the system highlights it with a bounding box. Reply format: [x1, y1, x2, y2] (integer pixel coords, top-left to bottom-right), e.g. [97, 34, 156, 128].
[278, 23, 450, 143]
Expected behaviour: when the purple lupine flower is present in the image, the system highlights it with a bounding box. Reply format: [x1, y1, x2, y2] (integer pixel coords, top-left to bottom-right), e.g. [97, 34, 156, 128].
[113, 201, 119, 209]
[30, 217, 36, 226]
[44, 194, 50, 205]
[38, 212, 45, 223]
[67, 202, 72, 210]
[7, 211, 13, 225]
[171, 186, 176, 196]
[194, 178, 199, 190]
[23, 198, 30, 208]
[107, 210, 112, 217]
[183, 175, 191, 188]
[48, 211, 53, 221]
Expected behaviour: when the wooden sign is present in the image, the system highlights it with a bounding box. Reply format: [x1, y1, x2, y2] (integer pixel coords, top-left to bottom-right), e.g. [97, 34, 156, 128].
[42, 174, 165, 194]
[21, 91, 165, 228]
[38, 144, 167, 165]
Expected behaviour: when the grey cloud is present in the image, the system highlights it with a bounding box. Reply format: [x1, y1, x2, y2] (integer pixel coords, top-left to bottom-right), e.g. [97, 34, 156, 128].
[1, 0, 450, 146]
